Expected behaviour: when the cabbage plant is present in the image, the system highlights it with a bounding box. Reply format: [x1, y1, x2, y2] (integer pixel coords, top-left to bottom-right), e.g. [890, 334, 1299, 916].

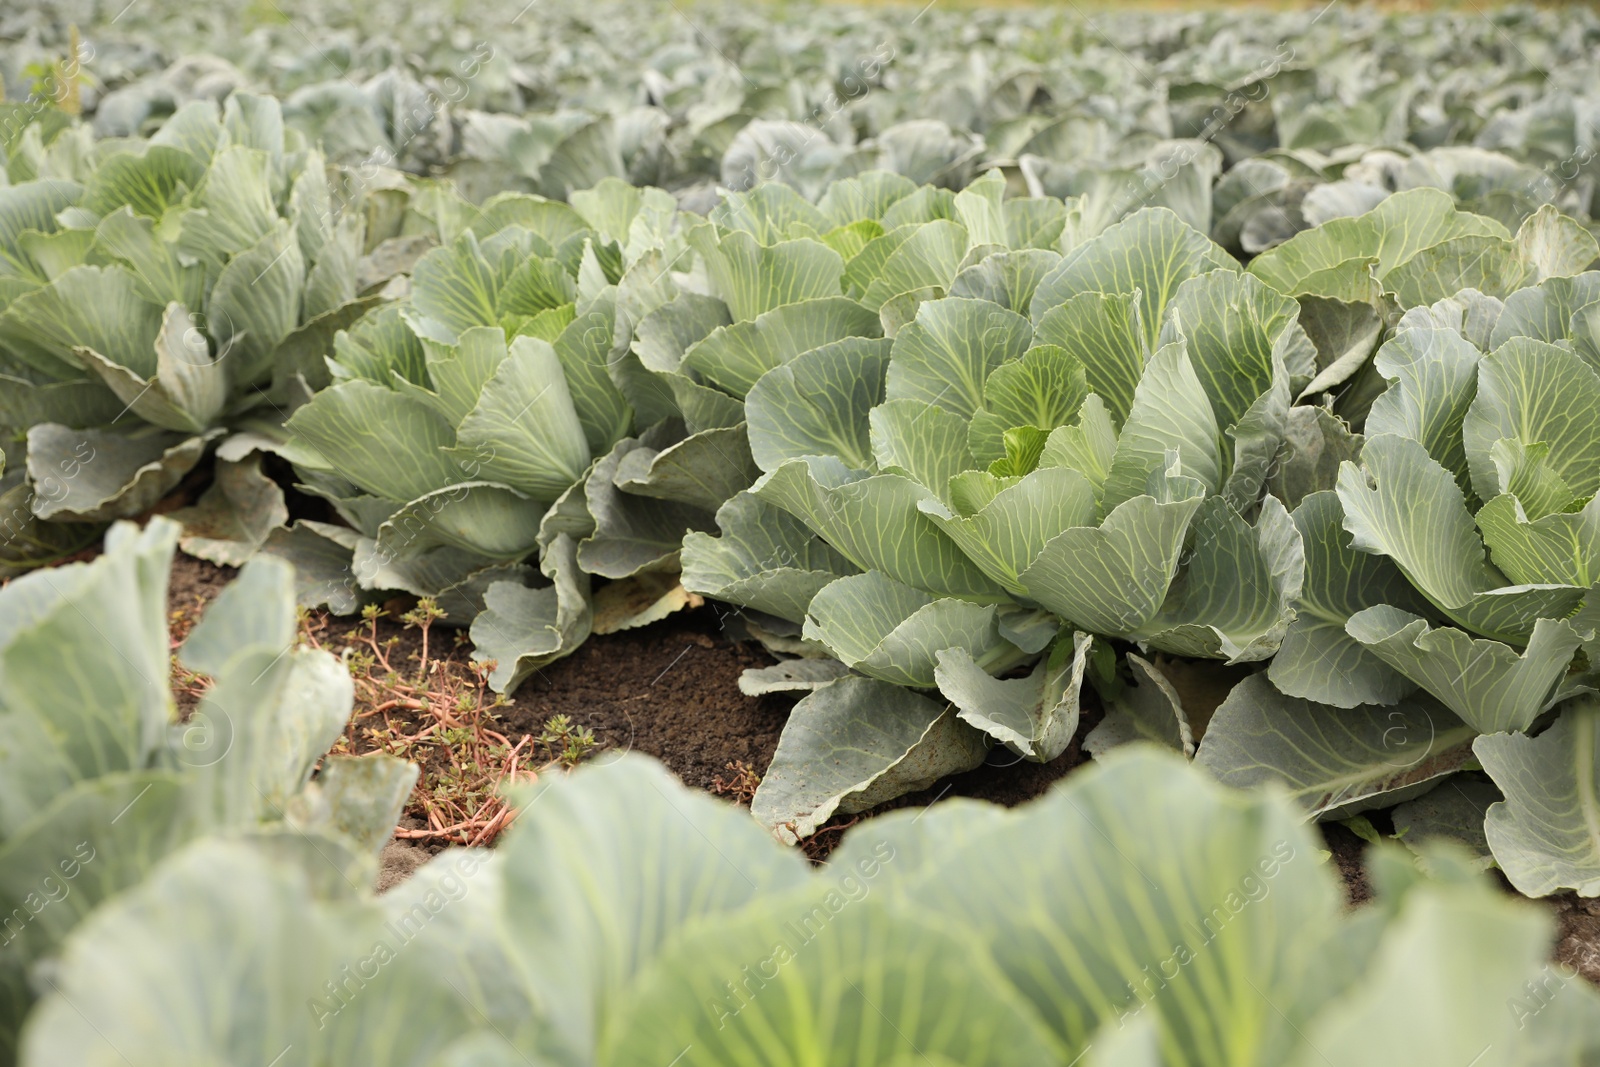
[17, 747, 1600, 1066]
[1199, 270, 1600, 897]
[0, 517, 413, 1061]
[684, 183, 1320, 838]
[272, 175, 774, 690]
[0, 93, 376, 569]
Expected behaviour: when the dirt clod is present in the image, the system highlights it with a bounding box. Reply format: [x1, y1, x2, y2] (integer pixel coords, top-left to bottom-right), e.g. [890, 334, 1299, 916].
[1552, 896, 1600, 984]
[375, 839, 432, 893]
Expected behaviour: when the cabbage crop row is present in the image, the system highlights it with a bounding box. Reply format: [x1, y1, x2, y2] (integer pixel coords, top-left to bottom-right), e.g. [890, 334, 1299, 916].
[5, 524, 1600, 1066]
[4, 2, 1600, 1062]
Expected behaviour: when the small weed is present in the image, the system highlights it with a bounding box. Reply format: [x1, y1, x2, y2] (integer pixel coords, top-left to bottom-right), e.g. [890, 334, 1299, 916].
[400, 597, 446, 682]
[711, 761, 761, 806]
[170, 584, 603, 848]
[304, 606, 537, 847]
[167, 599, 213, 706]
[536, 714, 597, 768]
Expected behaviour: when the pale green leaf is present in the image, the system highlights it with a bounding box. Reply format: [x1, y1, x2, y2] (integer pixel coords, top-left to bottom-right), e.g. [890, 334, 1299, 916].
[753, 456, 1010, 602]
[498, 754, 809, 1062]
[681, 296, 880, 398]
[1029, 291, 1148, 427]
[1337, 433, 1586, 643]
[745, 337, 890, 472]
[26, 424, 214, 523]
[287, 380, 462, 504]
[1269, 492, 1430, 708]
[1347, 607, 1583, 734]
[1462, 337, 1600, 507]
[884, 297, 1032, 419]
[1021, 467, 1208, 636]
[1197, 673, 1478, 819]
[1135, 495, 1304, 664]
[471, 534, 591, 694]
[1514, 205, 1599, 282]
[750, 675, 989, 842]
[803, 571, 1024, 688]
[1030, 207, 1236, 353]
[936, 630, 1091, 761]
[681, 491, 859, 624]
[920, 465, 1098, 597]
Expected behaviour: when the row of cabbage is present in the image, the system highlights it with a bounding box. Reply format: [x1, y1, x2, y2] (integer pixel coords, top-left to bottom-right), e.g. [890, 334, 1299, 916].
[1, 5, 1600, 1062]
[4, 0, 1600, 229]
[5, 522, 1600, 1066]
[5, 81, 1600, 900]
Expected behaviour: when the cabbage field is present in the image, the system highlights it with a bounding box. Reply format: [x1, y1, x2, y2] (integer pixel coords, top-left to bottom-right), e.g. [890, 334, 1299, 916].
[6, 0, 1600, 1061]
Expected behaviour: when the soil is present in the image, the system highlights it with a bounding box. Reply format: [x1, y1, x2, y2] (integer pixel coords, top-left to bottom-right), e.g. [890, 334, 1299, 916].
[1552, 896, 1600, 984]
[1319, 822, 1375, 908]
[497, 612, 794, 792]
[375, 820, 434, 892]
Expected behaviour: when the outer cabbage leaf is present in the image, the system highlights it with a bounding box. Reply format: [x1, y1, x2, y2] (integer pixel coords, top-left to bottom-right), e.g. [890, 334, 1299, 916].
[1020, 460, 1208, 636]
[935, 630, 1091, 761]
[753, 455, 1010, 602]
[803, 571, 1028, 688]
[750, 676, 989, 843]
[1478, 700, 1600, 897]
[1337, 433, 1586, 644]
[680, 491, 860, 624]
[1197, 673, 1478, 819]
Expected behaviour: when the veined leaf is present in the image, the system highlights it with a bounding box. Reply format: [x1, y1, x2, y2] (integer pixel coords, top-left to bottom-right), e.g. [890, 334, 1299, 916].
[1197, 673, 1478, 819]
[1479, 699, 1600, 897]
[1363, 325, 1482, 488]
[868, 397, 974, 498]
[1249, 188, 1508, 303]
[803, 571, 1026, 688]
[681, 491, 859, 624]
[745, 336, 891, 472]
[449, 336, 594, 500]
[1030, 207, 1236, 353]
[1083, 653, 1194, 758]
[883, 297, 1032, 420]
[1269, 492, 1429, 708]
[966, 343, 1089, 463]
[1462, 336, 1600, 507]
[1030, 290, 1148, 427]
[1135, 495, 1304, 664]
[681, 295, 880, 398]
[287, 379, 462, 504]
[920, 465, 1099, 597]
[1337, 433, 1586, 644]
[753, 455, 1010, 602]
[936, 630, 1091, 761]
[1347, 607, 1584, 734]
[688, 226, 845, 323]
[750, 675, 989, 843]
[1021, 461, 1208, 636]
[1477, 492, 1600, 587]
[607, 897, 1058, 1066]
[1101, 339, 1223, 512]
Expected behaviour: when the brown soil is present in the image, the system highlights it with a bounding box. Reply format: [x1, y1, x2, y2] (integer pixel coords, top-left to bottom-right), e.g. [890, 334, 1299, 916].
[497, 614, 794, 791]
[1551, 896, 1600, 984]
[167, 551, 238, 606]
[375, 821, 434, 893]
[1319, 823, 1375, 908]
